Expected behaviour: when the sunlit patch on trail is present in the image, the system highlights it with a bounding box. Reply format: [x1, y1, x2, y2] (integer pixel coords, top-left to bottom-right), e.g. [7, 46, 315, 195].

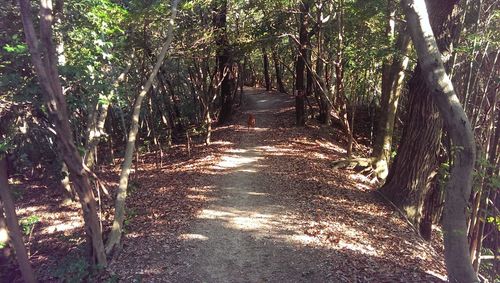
[238, 126, 269, 132]
[255, 145, 300, 155]
[198, 209, 236, 219]
[214, 154, 261, 169]
[247, 192, 269, 196]
[195, 206, 328, 246]
[178, 233, 209, 241]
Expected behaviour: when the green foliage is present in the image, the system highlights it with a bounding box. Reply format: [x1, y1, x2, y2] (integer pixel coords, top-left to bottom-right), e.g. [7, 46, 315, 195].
[19, 215, 41, 236]
[0, 140, 10, 154]
[3, 43, 28, 54]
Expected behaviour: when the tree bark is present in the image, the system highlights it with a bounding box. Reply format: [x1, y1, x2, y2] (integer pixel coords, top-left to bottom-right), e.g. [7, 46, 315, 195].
[372, 31, 411, 179]
[214, 0, 234, 124]
[379, 66, 442, 226]
[0, 157, 36, 283]
[262, 48, 271, 91]
[272, 51, 286, 93]
[105, 0, 179, 255]
[335, 0, 353, 158]
[402, 0, 478, 281]
[295, 0, 309, 126]
[380, 0, 458, 237]
[19, 0, 107, 266]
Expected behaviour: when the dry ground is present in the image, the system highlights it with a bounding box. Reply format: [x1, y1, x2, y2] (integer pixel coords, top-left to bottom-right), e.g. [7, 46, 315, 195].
[3, 88, 447, 282]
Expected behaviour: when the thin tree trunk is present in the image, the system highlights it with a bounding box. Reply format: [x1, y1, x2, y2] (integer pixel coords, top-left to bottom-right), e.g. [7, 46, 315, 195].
[295, 0, 309, 126]
[335, 0, 352, 158]
[272, 51, 286, 93]
[372, 32, 411, 179]
[262, 48, 271, 91]
[19, 0, 107, 266]
[0, 157, 36, 283]
[214, 0, 233, 124]
[84, 62, 132, 169]
[105, 0, 179, 254]
[403, 0, 478, 281]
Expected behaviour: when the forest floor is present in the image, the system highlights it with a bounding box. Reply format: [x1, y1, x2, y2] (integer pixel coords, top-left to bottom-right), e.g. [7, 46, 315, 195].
[5, 88, 448, 282]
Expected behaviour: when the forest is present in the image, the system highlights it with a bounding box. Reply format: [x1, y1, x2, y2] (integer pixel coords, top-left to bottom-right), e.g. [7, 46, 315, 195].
[0, 0, 498, 281]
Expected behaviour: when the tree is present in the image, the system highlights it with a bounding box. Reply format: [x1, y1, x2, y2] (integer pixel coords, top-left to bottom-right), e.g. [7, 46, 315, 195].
[18, 0, 107, 266]
[272, 51, 287, 93]
[0, 157, 36, 283]
[334, 0, 353, 158]
[402, 0, 478, 281]
[262, 48, 271, 91]
[214, 0, 234, 125]
[105, 0, 180, 254]
[380, 0, 456, 238]
[294, 0, 310, 126]
[371, 28, 411, 180]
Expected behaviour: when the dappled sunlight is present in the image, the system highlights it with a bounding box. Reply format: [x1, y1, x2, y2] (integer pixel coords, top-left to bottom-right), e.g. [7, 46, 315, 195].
[178, 233, 209, 241]
[41, 217, 83, 234]
[195, 205, 316, 244]
[12, 89, 446, 282]
[237, 126, 270, 132]
[214, 154, 261, 170]
[192, 202, 390, 260]
[247, 192, 269, 196]
[254, 145, 301, 155]
[17, 204, 50, 215]
[314, 139, 344, 152]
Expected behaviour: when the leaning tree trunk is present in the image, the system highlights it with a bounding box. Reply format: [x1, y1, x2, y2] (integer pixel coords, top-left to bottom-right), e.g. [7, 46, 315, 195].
[380, 0, 458, 237]
[105, 0, 179, 255]
[19, 0, 107, 266]
[402, 0, 478, 281]
[0, 157, 36, 283]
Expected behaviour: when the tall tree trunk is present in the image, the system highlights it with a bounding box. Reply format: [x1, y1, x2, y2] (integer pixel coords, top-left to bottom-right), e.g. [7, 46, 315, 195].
[402, 0, 478, 281]
[372, 31, 411, 180]
[0, 157, 36, 283]
[314, 12, 329, 125]
[214, 0, 233, 124]
[295, 0, 310, 126]
[19, 0, 107, 266]
[380, 0, 458, 235]
[272, 51, 286, 93]
[316, 56, 330, 125]
[262, 48, 271, 91]
[335, 0, 353, 157]
[105, 0, 179, 255]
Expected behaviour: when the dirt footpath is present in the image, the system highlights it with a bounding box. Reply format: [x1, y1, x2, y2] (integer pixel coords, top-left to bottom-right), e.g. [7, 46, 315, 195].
[109, 88, 447, 282]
